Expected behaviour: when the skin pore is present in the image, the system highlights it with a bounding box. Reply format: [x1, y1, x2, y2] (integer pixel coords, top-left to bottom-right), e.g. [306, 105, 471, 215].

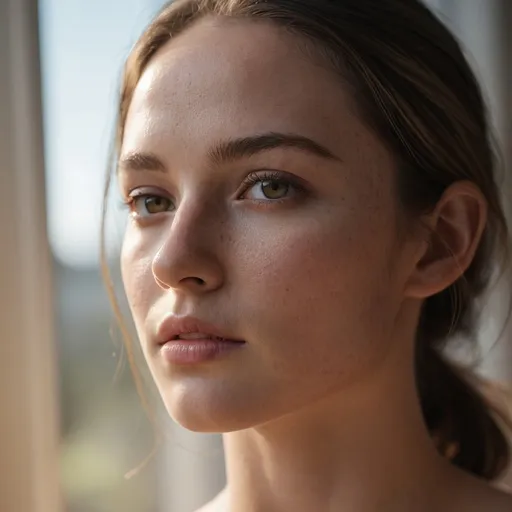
[118, 16, 511, 512]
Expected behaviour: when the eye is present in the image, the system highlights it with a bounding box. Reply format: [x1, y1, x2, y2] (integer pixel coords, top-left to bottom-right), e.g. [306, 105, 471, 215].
[242, 171, 300, 202]
[128, 194, 174, 218]
[248, 179, 290, 200]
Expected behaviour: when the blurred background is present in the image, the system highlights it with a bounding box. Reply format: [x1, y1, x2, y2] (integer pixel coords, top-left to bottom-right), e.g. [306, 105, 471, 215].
[0, 1, 510, 511]
[38, 1, 226, 510]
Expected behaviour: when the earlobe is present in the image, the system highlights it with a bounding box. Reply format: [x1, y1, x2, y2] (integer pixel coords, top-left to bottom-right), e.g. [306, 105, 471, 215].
[404, 181, 487, 300]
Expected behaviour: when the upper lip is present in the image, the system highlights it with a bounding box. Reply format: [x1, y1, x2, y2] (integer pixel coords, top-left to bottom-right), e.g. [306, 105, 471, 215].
[156, 315, 244, 345]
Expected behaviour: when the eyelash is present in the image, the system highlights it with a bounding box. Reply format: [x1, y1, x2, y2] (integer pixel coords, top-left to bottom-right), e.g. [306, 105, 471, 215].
[121, 170, 305, 218]
[239, 170, 305, 202]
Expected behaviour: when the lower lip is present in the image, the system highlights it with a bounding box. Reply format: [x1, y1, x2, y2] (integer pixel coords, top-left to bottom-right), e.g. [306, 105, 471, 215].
[160, 339, 245, 364]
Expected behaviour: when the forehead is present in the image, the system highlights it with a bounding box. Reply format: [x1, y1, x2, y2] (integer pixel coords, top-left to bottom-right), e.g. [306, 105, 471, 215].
[129, 20, 340, 139]
[122, 16, 390, 177]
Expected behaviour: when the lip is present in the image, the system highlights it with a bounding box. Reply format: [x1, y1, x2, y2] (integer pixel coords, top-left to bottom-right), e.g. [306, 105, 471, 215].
[156, 315, 245, 365]
[161, 339, 244, 364]
[156, 315, 244, 344]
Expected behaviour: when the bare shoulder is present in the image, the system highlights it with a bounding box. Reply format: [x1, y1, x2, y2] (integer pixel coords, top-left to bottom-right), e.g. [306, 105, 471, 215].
[193, 479, 512, 511]
[194, 488, 228, 512]
[194, 481, 512, 512]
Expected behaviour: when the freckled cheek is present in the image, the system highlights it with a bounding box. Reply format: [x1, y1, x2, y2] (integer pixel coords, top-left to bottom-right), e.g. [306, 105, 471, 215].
[235, 221, 371, 307]
[121, 230, 160, 324]
[233, 220, 389, 357]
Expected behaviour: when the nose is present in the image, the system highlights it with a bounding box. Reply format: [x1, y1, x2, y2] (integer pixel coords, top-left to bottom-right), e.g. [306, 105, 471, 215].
[151, 199, 225, 295]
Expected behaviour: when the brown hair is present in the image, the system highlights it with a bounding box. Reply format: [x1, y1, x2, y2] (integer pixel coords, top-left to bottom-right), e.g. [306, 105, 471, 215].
[102, 0, 512, 479]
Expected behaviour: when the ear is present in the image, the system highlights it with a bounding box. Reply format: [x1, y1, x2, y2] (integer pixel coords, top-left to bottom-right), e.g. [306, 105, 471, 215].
[404, 181, 487, 299]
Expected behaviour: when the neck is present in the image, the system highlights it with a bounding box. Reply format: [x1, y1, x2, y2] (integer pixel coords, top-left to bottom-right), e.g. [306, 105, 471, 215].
[221, 348, 454, 512]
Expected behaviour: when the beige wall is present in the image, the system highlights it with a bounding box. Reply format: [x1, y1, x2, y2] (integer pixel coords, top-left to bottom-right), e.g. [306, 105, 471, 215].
[0, 0, 61, 510]
[451, 0, 512, 383]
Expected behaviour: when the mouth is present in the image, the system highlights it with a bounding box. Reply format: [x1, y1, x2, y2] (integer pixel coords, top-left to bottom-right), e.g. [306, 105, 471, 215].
[169, 333, 243, 343]
[155, 316, 246, 364]
[156, 315, 245, 345]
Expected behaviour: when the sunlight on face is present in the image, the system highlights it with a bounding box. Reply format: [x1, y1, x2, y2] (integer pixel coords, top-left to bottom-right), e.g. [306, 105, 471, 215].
[119, 18, 412, 432]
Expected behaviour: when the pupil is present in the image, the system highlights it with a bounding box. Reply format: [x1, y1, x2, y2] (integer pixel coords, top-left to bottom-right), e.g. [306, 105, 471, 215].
[262, 180, 287, 199]
[146, 197, 165, 212]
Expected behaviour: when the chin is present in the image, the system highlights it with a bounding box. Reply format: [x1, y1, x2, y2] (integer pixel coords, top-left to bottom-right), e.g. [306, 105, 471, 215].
[159, 382, 279, 434]
[165, 399, 259, 433]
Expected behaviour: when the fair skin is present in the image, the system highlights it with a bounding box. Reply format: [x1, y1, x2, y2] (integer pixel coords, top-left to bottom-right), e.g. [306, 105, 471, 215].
[119, 17, 512, 512]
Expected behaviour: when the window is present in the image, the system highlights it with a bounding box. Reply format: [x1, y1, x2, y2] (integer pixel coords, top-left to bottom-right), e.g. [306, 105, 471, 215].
[39, 0, 226, 508]
[39, 1, 167, 510]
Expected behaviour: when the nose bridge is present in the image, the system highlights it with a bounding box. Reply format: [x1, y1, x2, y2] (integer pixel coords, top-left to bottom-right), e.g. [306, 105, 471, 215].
[170, 193, 222, 251]
[152, 195, 225, 291]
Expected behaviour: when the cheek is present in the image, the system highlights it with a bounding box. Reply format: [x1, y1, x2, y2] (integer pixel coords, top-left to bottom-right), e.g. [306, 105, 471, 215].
[234, 207, 401, 382]
[120, 225, 158, 335]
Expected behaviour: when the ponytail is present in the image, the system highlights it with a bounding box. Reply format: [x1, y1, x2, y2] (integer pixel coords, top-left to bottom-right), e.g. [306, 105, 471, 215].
[417, 342, 510, 480]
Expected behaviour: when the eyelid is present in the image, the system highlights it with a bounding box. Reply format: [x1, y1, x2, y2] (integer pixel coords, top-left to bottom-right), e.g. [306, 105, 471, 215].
[123, 186, 175, 219]
[237, 169, 309, 199]
[128, 185, 169, 197]
[125, 186, 174, 205]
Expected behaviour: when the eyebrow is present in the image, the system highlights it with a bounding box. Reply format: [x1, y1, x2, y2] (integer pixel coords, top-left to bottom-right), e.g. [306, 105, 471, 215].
[208, 132, 341, 165]
[118, 132, 341, 173]
[118, 151, 167, 173]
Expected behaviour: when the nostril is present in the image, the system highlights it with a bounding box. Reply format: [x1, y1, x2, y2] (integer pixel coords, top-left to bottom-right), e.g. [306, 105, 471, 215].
[180, 276, 206, 286]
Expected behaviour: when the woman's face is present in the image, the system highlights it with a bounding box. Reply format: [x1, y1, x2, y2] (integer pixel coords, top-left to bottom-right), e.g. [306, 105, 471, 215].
[119, 18, 418, 432]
